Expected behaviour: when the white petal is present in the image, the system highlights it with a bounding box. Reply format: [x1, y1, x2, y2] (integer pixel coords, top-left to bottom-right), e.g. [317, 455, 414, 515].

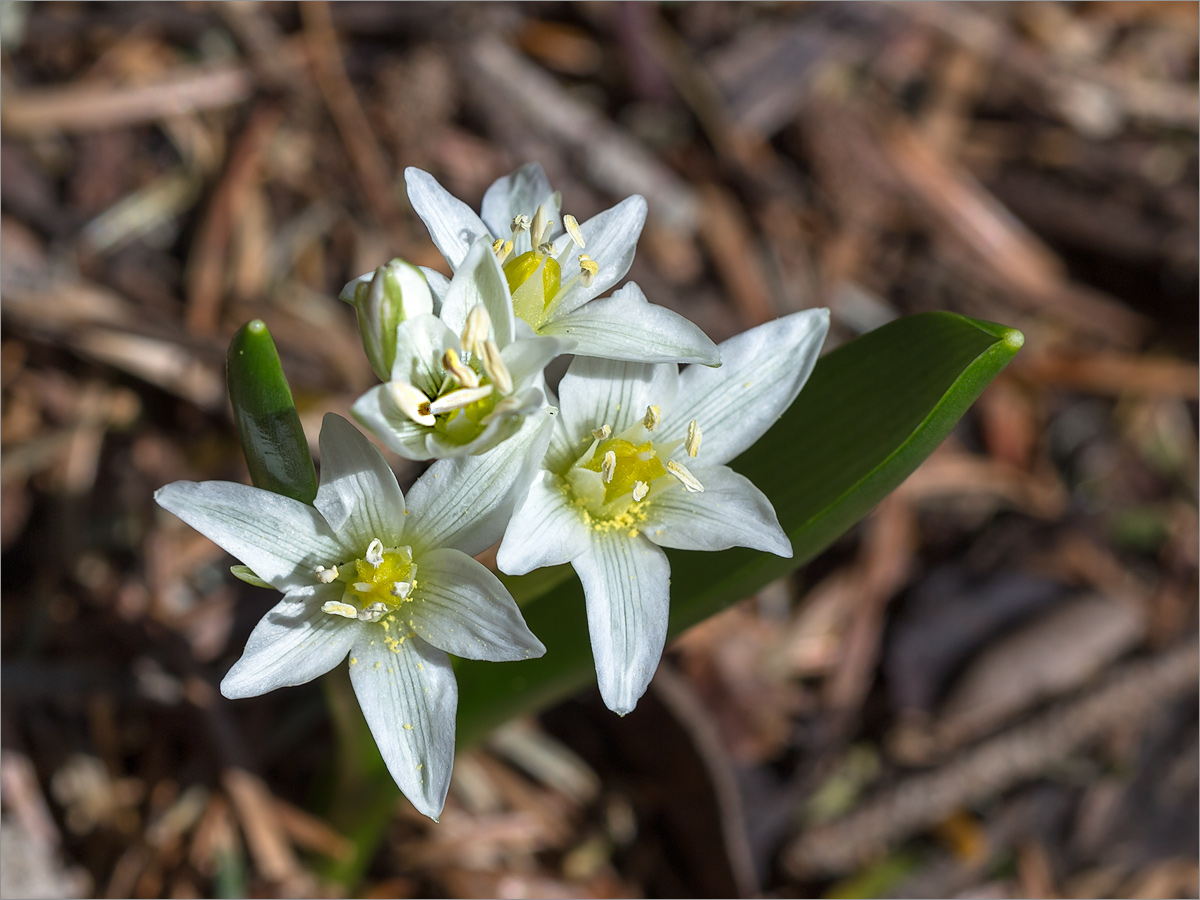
[350, 633, 456, 820]
[438, 237, 516, 348]
[480, 162, 557, 252]
[641, 464, 791, 556]
[497, 472, 593, 575]
[404, 167, 491, 271]
[390, 314, 458, 397]
[541, 282, 720, 365]
[663, 308, 830, 465]
[352, 383, 438, 461]
[314, 414, 405, 549]
[420, 266, 451, 315]
[556, 356, 678, 450]
[499, 335, 564, 390]
[572, 531, 670, 715]
[221, 588, 361, 698]
[403, 547, 545, 661]
[549, 195, 647, 317]
[403, 409, 555, 556]
[155, 482, 345, 591]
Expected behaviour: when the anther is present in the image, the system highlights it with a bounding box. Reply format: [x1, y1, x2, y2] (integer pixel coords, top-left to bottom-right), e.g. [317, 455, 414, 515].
[479, 340, 513, 395]
[442, 348, 480, 389]
[491, 238, 513, 264]
[428, 384, 493, 415]
[365, 539, 384, 568]
[322, 600, 358, 619]
[591, 424, 612, 441]
[643, 405, 661, 431]
[601, 450, 616, 484]
[667, 459, 705, 493]
[358, 602, 389, 623]
[530, 204, 549, 248]
[462, 304, 492, 356]
[632, 481, 650, 502]
[537, 241, 556, 256]
[686, 419, 702, 458]
[578, 254, 598, 288]
[564, 214, 586, 249]
[353, 582, 373, 593]
[510, 214, 530, 234]
[391, 581, 412, 600]
[388, 381, 436, 427]
[315, 565, 339, 584]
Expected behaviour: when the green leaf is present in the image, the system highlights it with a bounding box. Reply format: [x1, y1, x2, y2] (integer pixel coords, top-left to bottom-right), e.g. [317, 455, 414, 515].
[454, 311, 1023, 746]
[229, 564, 272, 589]
[227, 319, 318, 505]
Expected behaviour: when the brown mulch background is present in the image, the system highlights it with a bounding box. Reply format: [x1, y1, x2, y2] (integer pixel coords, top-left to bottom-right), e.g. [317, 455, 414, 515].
[2, 3, 1197, 898]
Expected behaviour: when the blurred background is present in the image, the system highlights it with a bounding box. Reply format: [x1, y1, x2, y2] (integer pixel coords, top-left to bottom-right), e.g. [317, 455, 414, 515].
[1, 2, 1197, 897]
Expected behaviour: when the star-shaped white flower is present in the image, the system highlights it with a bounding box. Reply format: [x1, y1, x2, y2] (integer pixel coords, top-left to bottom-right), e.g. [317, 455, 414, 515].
[349, 238, 563, 461]
[405, 163, 720, 366]
[497, 310, 830, 714]
[156, 412, 553, 819]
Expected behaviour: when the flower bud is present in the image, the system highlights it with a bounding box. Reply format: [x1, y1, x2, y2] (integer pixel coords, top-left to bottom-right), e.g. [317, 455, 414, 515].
[339, 258, 433, 381]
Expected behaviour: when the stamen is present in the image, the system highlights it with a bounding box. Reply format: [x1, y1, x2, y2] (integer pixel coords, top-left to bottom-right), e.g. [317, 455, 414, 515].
[578, 254, 598, 288]
[510, 214, 530, 234]
[315, 565, 339, 584]
[358, 602, 389, 623]
[321, 600, 358, 619]
[591, 424, 612, 441]
[391, 581, 412, 600]
[428, 384, 494, 415]
[388, 381, 436, 427]
[686, 419, 702, 458]
[643, 405, 661, 431]
[442, 348, 480, 389]
[462, 304, 492, 356]
[564, 214, 586, 249]
[365, 539, 384, 568]
[479, 340, 513, 395]
[492, 238, 514, 264]
[353, 582, 373, 593]
[530, 204, 549, 248]
[537, 241, 556, 256]
[632, 481, 650, 501]
[667, 459, 705, 493]
[601, 450, 616, 484]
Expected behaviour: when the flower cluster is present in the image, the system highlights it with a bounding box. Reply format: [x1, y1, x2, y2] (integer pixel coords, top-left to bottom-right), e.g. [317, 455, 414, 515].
[157, 163, 829, 820]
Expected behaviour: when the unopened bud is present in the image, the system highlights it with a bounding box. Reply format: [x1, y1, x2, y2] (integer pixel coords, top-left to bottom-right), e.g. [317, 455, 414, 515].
[340, 259, 433, 381]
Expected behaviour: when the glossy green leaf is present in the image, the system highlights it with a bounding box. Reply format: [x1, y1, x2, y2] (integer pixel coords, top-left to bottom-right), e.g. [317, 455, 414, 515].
[226, 319, 318, 505]
[454, 311, 1024, 746]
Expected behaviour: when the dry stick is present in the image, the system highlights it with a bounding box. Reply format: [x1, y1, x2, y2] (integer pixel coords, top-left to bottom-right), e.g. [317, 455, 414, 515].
[300, 1, 404, 235]
[0, 64, 253, 135]
[184, 103, 283, 337]
[468, 35, 699, 233]
[784, 638, 1199, 879]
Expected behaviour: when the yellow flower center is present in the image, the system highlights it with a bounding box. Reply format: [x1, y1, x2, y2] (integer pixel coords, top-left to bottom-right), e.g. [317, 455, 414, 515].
[581, 437, 668, 505]
[318, 540, 418, 624]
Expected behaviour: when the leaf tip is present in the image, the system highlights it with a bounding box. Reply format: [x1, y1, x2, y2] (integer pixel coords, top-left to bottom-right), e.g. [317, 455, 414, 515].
[1001, 328, 1025, 354]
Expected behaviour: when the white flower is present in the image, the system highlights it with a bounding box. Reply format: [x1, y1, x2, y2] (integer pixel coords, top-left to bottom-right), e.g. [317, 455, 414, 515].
[497, 310, 830, 715]
[350, 238, 563, 460]
[405, 163, 720, 366]
[155, 412, 554, 819]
